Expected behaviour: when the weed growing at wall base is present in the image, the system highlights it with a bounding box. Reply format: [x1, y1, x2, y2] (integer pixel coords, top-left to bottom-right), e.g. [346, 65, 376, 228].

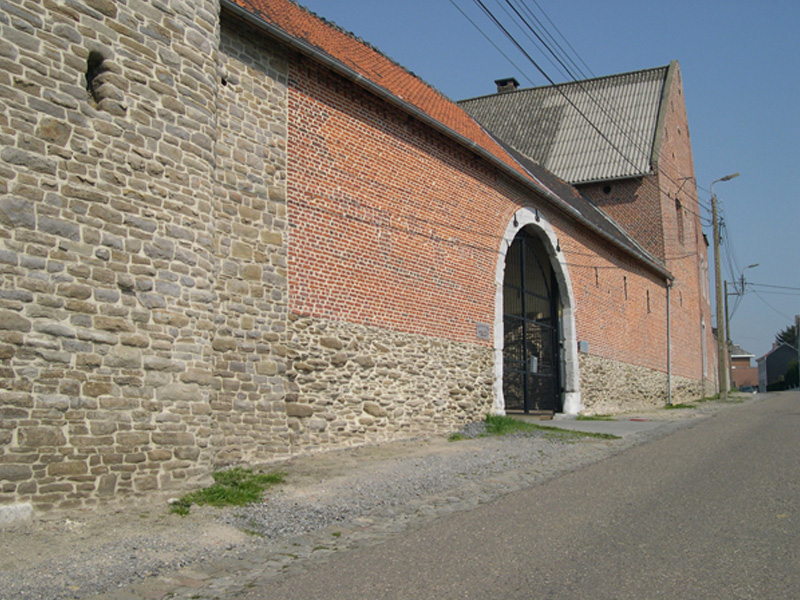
[484, 415, 619, 440]
[170, 468, 285, 515]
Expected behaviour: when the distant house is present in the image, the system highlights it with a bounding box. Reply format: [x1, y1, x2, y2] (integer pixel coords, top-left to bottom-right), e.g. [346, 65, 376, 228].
[757, 343, 798, 392]
[729, 343, 757, 389]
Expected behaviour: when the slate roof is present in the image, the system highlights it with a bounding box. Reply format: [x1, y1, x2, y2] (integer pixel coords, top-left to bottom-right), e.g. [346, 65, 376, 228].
[494, 140, 659, 268]
[221, 0, 669, 278]
[458, 67, 671, 185]
[729, 343, 754, 358]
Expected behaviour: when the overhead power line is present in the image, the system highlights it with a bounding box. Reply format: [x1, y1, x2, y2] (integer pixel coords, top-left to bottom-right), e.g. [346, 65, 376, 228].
[453, 0, 711, 230]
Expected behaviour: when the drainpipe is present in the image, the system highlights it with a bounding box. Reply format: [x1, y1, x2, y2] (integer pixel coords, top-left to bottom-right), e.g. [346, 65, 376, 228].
[666, 280, 673, 406]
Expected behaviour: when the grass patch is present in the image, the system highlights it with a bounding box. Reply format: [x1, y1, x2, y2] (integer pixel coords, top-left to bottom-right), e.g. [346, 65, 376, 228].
[576, 414, 614, 421]
[170, 467, 285, 515]
[448, 432, 466, 442]
[484, 414, 619, 440]
[665, 402, 696, 410]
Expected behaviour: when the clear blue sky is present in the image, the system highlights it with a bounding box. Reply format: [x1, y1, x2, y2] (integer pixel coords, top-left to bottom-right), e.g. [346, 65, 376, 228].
[296, 0, 800, 358]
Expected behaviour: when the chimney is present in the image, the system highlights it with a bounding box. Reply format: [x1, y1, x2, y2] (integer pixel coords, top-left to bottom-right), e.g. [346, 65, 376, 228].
[494, 77, 520, 93]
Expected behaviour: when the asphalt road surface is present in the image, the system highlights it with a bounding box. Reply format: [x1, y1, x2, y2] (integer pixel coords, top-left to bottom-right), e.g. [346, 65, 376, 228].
[237, 392, 799, 599]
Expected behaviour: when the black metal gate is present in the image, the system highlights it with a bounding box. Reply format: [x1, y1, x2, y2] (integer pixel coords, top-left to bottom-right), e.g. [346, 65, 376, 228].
[503, 229, 561, 413]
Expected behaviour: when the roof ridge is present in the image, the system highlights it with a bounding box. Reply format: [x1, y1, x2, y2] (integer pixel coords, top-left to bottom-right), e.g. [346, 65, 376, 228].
[459, 64, 670, 104]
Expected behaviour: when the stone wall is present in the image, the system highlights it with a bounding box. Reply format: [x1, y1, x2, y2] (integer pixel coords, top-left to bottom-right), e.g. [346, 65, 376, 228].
[208, 15, 291, 467]
[0, 1, 298, 512]
[578, 353, 705, 415]
[0, 0, 227, 511]
[284, 314, 494, 450]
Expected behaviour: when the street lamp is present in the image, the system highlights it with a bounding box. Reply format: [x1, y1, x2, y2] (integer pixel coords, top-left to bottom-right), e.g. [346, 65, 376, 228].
[711, 172, 739, 400]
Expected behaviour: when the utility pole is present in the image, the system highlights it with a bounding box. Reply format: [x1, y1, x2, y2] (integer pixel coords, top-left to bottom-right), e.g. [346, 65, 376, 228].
[712, 193, 727, 400]
[796, 314, 800, 388]
[711, 173, 739, 400]
[724, 279, 731, 389]
[724, 264, 758, 391]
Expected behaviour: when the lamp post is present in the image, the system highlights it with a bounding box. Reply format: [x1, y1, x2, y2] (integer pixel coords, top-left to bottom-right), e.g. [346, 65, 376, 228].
[711, 172, 739, 400]
[725, 263, 758, 389]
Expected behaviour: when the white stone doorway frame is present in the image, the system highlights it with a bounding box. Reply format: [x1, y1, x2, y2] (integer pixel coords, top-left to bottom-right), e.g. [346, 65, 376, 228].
[493, 207, 581, 415]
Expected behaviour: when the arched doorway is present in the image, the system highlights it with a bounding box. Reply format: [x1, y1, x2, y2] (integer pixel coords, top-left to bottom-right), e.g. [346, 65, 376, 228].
[502, 228, 561, 413]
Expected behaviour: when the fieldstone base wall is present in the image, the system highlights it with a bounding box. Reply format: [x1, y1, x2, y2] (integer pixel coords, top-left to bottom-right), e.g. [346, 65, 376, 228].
[283, 314, 494, 451]
[579, 353, 704, 415]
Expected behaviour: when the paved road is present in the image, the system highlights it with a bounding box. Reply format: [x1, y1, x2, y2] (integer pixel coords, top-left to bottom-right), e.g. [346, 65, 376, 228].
[237, 392, 799, 599]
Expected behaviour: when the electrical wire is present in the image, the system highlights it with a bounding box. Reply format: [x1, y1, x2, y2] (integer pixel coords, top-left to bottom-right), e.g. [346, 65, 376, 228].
[455, 0, 710, 228]
[749, 282, 800, 291]
[752, 291, 793, 320]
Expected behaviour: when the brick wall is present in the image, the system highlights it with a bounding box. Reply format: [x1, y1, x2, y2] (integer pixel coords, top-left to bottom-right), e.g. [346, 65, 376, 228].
[284, 52, 687, 418]
[577, 63, 716, 394]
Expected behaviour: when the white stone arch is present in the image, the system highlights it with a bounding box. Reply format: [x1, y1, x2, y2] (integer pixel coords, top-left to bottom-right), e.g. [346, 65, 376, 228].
[493, 207, 580, 415]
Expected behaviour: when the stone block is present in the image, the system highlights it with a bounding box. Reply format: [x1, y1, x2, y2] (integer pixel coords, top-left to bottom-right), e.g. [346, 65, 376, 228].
[0, 310, 31, 332]
[36, 117, 71, 145]
[147, 449, 172, 462]
[157, 383, 200, 402]
[133, 475, 158, 492]
[363, 402, 388, 418]
[19, 427, 67, 447]
[0, 465, 32, 482]
[143, 356, 184, 372]
[94, 316, 134, 332]
[180, 369, 213, 385]
[33, 322, 76, 338]
[120, 333, 149, 348]
[307, 418, 327, 431]
[47, 461, 88, 476]
[353, 355, 375, 368]
[241, 264, 262, 280]
[90, 421, 117, 436]
[261, 231, 283, 246]
[174, 447, 200, 460]
[0, 503, 33, 526]
[38, 216, 80, 241]
[320, 336, 343, 350]
[0, 197, 35, 229]
[97, 473, 117, 497]
[330, 352, 348, 366]
[152, 432, 195, 446]
[256, 360, 279, 376]
[211, 337, 237, 352]
[285, 403, 313, 417]
[105, 346, 142, 369]
[231, 241, 252, 260]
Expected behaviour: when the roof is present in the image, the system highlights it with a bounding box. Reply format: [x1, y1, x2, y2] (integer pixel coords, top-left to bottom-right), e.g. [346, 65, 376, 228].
[221, 0, 670, 279]
[729, 343, 754, 358]
[224, 0, 539, 186]
[495, 140, 662, 270]
[757, 343, 797, 363]
[458, 66, 671, 185]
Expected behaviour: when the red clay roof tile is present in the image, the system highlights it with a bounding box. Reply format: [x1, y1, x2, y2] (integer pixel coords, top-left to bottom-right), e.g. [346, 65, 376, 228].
[227, 0, 543, 188]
